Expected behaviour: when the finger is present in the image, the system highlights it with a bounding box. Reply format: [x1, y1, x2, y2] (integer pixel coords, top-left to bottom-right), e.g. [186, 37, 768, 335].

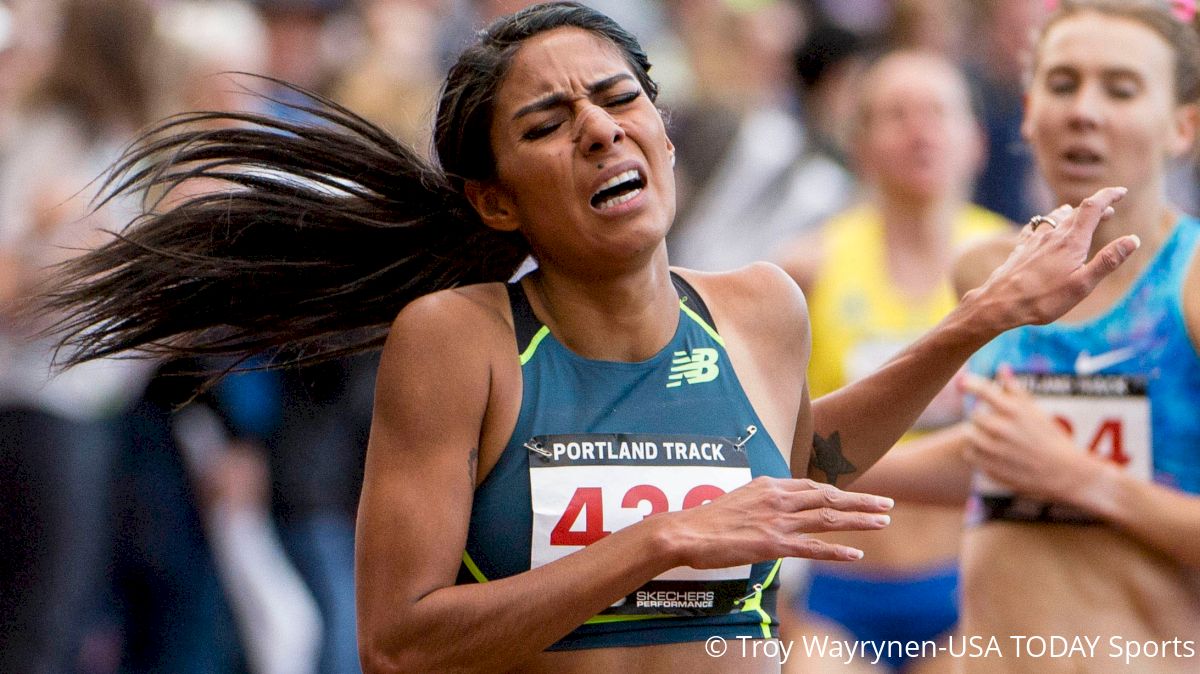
[1067, 186, 1127, 236]
[963, 425, 1004, 469]
[789, 507, 892, 534]
[1046, 202, 1074, 227]
[961, 372, 1014, 413]
[784, 536, 866, 562]
[969, 407, 1009, 441]
[996, 365, 1033, 401]
[786, 482, 895, 513]
[1077, 234, 1141, 290]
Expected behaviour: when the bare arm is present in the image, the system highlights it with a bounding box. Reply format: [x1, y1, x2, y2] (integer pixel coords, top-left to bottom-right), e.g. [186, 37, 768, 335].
[803, 188, 1139, 485]
[355, 290, 895, 673]
[847, 423, 973, 506]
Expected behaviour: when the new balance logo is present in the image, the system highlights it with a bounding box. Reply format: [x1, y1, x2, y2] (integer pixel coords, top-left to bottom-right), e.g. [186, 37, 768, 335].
[667, 348, 720, 388]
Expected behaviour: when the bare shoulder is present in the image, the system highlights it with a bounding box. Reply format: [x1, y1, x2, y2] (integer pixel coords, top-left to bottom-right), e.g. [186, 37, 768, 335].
[383, 283, 512, 352]
[952, 231, 1020, 298]
[673, 262, 810, 377]
[674, 262, 809, 334]
[375, 283, 514, 406]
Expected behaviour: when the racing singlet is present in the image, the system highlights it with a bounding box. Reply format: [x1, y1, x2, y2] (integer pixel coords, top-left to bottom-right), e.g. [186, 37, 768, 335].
[969, 215, 1200, 516]
[457, 273, 790, 650]
[808, 203, 1008, 427]
[959, 216, 1200, 667]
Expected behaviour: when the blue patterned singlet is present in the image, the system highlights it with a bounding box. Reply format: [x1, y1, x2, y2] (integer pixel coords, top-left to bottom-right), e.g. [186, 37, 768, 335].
[969, 216, 1200, 521]
[457, 273, 790, 650]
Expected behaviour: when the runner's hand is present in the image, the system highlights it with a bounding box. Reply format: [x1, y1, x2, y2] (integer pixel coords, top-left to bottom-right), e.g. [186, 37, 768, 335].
[965, 186, 1139, 332]
[665, 476, 894, 567]
[961, 367, 1104, 504]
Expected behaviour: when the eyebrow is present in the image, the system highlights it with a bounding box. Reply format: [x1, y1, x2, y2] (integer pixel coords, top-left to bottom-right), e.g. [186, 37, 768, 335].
[512, 73, 636, 120]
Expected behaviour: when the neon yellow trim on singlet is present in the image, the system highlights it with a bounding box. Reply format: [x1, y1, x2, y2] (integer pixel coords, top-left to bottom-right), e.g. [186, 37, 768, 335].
[679, 299, 725, 347]
[462, 552, 490, 583]
[519, 302, 720, 366]
[519, 326, 551, 366]
[738, 558, 783, 638]
[584, 613, 669, 625]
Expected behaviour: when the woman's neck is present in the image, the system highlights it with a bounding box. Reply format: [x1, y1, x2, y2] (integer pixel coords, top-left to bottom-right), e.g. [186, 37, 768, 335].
[1090, 189, 1176, 282]
[877, 189, 961, 299]
[526, 246, 680, 362]
[1059, 190, 1176, 322]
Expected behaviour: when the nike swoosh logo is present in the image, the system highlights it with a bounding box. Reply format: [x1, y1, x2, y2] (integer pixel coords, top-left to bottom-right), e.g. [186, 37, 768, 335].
[1075, 346, 1139, 375]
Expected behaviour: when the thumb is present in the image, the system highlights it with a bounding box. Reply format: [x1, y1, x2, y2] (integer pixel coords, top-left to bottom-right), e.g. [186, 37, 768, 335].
[1080, 234, 1140, 289]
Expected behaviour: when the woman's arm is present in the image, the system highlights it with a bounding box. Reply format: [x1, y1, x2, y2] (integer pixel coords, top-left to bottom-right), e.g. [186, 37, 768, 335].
[355, 289, 895, 673]
[846, 423, 974, 506]
[963, 369, 1200, 568]
[803, 188, 1139, 485]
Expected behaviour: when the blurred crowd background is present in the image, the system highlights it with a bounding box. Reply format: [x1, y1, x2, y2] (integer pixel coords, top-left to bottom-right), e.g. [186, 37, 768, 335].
[0, 1, 1197, 673]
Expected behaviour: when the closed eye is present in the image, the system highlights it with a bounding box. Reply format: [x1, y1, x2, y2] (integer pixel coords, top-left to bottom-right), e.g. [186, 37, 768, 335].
[605, 91, 640, 107]
[523, 120, 563, 141]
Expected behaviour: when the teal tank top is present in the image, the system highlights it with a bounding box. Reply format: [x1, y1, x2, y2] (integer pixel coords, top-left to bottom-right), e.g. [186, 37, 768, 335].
[969, 215, 1200, 522]
[457, 273, 790, 650]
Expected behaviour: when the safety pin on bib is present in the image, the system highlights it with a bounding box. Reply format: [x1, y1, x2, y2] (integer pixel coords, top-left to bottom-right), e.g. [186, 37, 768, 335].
[733, 583, 764, 606]
[524, 438, 551, 457]
[733, 425, 757, 450]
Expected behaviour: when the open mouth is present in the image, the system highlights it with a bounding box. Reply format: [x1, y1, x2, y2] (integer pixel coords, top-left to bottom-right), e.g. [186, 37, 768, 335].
[590, 169, 646, 210]
[1063, 147, 1103, 165]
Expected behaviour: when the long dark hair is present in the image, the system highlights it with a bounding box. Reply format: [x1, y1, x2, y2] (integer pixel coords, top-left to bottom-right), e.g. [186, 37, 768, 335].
[41, 2, 658, 370]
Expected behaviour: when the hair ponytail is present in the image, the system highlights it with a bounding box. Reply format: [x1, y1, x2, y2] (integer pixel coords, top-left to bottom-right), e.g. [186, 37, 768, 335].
[40, 2, 658, 374]
[41, 81, 528, 370]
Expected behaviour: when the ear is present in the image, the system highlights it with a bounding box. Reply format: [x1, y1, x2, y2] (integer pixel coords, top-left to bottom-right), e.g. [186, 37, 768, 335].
[1019, 91, 1033, 143]
[1168, 102, 1199, 159]
[665, 135, 676, 167]
[464, 180, 520, 232]
[968, 119, 989, 177]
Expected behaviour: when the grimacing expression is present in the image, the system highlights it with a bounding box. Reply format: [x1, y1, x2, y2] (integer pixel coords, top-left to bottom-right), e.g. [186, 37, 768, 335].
[470, 27, 676, 274]
[1023, 12, 1196, 206]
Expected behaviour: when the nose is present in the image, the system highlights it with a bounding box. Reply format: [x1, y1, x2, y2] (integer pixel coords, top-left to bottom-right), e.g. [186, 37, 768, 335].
[1066, 82, 1103, 131]
[574, 103, 624, 155]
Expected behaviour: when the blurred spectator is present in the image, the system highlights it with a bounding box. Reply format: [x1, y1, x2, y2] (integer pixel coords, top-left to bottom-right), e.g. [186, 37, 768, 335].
[665, 0, 856, 272]
[0, 0, 163, 671]
[793, 19, 876, 170]
[334, 0, 447, 153]
[777, 50, 1009, 674]
[965, 0, 1048, 223]
[884, 0, 971, 58]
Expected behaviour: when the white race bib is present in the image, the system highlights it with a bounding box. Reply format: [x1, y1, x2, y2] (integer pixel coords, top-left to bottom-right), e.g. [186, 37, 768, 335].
[975, 374, 1151, 523]
[528, 432, 754, 616]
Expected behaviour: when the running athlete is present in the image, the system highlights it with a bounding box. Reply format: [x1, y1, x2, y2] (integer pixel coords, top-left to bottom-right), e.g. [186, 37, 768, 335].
[778, 50, 1009, 673]
[40, 3, 1138, 672]
[855, 2, 1200, 671]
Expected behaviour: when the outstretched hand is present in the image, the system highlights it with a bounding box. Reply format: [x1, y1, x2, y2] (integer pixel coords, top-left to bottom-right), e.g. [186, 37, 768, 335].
[965, 186, 1140, 333]
[667, 476, 894, 568]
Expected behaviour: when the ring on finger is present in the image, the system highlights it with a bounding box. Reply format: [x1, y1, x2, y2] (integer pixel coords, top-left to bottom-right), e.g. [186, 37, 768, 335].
[1028, 214, 1058, 231]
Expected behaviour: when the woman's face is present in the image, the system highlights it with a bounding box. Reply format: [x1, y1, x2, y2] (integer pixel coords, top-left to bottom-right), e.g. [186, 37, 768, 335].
[856, 53, 981, 203]
[473, 27, 676, 274]
[1022, 12, 1194, 207]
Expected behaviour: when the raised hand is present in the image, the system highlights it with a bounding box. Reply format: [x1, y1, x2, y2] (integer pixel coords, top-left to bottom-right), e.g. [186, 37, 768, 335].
[665, 476, 895, 568]
[964, 186, 1140, 332]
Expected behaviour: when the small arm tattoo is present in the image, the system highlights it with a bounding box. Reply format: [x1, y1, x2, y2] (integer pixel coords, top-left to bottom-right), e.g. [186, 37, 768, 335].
[810, 431, 856, 486]
[468, 447, 479, 487]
